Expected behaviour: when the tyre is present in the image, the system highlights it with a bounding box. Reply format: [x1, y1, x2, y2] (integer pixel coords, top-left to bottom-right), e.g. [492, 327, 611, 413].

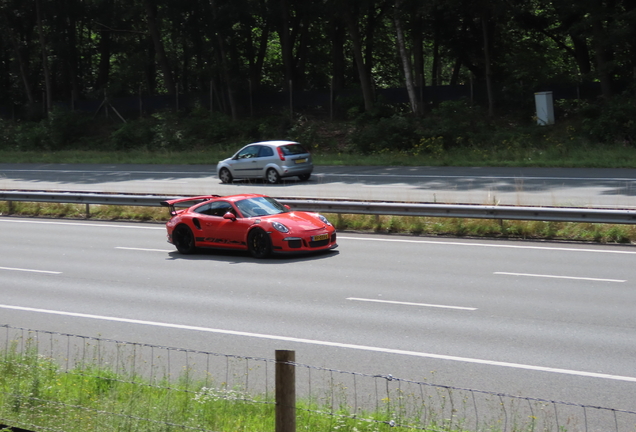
[247, 228, 272, 258]
[218, 167, 233, 184]
[298, 173, 311, 181]
[172, 225, 196, 254]
[265, 168, 281, 184]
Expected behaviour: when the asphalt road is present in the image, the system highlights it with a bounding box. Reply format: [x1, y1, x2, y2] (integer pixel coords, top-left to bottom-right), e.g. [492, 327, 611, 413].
[2, 163, 636, 207]
[1, 216, 635, 421]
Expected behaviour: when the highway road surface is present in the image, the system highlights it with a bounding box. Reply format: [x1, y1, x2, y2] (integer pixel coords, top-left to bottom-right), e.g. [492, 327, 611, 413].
[1, 216, 635, 424]
[2, 163, 636, 207]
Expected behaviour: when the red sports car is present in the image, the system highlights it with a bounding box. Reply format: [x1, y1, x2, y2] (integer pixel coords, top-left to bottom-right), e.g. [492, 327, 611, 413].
[161, 194, 337, 258]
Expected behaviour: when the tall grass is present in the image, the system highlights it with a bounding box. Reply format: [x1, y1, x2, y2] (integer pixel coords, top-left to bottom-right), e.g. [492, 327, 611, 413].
[1, 202, 634, 244]
[1, 141, 636, 167]
[0, 341, 440, 432]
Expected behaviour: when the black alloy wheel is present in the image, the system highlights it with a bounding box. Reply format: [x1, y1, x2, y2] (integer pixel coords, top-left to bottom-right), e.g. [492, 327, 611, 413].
[173, 225, 196, 254]
[247, 228, 272, 258]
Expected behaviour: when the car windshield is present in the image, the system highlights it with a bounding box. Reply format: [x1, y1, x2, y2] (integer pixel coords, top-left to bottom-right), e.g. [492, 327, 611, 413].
[236, 197, 288, 218]
[280, 144, 308, 155]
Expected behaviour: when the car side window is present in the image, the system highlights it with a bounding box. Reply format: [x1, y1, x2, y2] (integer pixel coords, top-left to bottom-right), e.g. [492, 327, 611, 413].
[259, 146, 274, 157]
[195, 201, 235, 217]
[237, 145, 260, 159]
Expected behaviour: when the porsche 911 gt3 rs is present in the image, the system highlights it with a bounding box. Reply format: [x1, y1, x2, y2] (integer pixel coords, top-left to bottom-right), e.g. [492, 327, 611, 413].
[161, 194, 337, 258]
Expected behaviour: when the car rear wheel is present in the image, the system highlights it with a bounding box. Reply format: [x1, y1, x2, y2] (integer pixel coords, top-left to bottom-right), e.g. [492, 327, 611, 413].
[248, 228, 272, 258]
[298, 173, 311, 181]
[266, 168, 281, 184]
[173, 225, 196, 254]
[219, 167, 233, 184]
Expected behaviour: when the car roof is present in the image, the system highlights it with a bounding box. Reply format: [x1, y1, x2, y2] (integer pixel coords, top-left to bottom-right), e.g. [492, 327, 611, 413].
[213, 194, 268, 203]
[246, 140, 299, 147]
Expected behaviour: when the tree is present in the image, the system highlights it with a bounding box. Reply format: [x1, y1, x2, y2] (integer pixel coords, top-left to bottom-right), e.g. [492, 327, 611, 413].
[144, 0, 176, 95]
[394, 0, 418, 114]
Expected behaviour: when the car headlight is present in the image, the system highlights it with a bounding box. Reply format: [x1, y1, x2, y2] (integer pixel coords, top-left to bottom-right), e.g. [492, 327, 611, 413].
[272, 221, 289, 233]
[317, 214, 332, 226]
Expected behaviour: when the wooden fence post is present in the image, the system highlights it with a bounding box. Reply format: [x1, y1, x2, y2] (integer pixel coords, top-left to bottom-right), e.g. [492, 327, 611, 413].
[276, 350, 296, 432]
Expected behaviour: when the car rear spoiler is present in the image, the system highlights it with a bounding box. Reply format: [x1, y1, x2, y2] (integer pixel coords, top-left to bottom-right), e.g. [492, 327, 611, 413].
[160, 195, 221, 216]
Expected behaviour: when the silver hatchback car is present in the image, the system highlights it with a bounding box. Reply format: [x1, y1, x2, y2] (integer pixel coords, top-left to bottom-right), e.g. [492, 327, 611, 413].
[217, 140, 313, 184]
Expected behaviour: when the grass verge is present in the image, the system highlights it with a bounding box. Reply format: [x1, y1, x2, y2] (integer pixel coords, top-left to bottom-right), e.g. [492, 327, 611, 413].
[2, 141, 636, 167]
[1, 202, 635, 244]
[0, 343, 448, 432]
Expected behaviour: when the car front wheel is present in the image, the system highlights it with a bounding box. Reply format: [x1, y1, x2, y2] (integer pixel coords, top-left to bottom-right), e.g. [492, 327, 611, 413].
[248, 228, 272, 258]
[265, 168, 281, 184]
[219, 167, 233, 184]
[173, 225, 196, 254]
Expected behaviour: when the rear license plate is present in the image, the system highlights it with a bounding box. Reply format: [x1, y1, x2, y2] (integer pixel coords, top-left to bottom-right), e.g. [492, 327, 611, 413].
[295, 158, 307, 164]
[312, 233, 329, 241]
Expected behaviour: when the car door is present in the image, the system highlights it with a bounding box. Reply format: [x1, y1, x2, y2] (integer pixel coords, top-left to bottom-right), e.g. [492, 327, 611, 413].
[193, 201, 249, 249]
[253, 145, 275, 176]
[229, 145, 262, 178]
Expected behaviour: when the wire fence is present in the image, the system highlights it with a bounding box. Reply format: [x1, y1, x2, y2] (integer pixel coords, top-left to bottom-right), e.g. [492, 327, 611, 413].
[1, 324, 635, 432]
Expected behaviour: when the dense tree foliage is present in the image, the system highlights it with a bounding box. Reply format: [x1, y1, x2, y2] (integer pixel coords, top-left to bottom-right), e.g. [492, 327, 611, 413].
[1, 0, 636, 155]
[1, 0, 634, 110]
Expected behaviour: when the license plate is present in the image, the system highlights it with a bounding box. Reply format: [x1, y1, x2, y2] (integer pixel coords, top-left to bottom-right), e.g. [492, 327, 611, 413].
[312, 233, 329, 241]
[295, 158, 307, 164]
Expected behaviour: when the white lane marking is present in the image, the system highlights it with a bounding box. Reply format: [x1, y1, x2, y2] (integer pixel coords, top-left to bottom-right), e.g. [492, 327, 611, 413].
[1, 304, 635, 383]
[339, 236, 636, 255]
[314, 173, 636, 182]
[347, 297, 477, 311]
[0, 169, 211, 175]
[0, 219, 163, 230]
[116, 247, 173, 253]
[0, 267, 61, 275]
[3, 167, 636, 182]
[494, 272, 626, 283]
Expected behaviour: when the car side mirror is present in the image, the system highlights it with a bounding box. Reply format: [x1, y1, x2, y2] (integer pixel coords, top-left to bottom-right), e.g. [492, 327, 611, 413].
[223, 212, 236, 221]
[284, 205, 291, 210]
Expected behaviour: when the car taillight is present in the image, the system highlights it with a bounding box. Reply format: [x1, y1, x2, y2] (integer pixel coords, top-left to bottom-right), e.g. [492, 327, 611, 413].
[277, 147, 286, 161]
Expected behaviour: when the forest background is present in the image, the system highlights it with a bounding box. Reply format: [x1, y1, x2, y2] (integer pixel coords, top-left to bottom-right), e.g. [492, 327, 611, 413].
[1, 0, 636, 165]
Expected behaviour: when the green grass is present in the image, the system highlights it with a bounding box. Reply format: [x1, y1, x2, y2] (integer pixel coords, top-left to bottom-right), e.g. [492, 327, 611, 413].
[2, 140, 636, 167]
[1, 202, 634, 244]
[0, 343, 448, 432]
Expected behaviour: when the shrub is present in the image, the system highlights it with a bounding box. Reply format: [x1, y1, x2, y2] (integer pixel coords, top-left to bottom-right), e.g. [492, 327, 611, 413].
[110, 119, 155, 150]
[349, 114, 421, 153]
[46, 108, 93, 150]
[581, 90, 636, 144]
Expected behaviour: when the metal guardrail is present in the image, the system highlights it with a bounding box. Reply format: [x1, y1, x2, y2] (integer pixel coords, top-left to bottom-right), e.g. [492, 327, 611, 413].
[2, 190, 636, 224]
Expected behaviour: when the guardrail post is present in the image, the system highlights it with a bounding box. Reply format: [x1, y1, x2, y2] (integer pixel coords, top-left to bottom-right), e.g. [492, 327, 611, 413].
[85, 203, 90, 219]
[276, 350, 296, 432]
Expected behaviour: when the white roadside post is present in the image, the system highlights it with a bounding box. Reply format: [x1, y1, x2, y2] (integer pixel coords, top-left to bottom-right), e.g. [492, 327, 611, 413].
[534, 91, 555, 125]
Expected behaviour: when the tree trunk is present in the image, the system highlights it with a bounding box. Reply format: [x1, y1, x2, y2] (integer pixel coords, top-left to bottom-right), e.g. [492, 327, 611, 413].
[143, 0, 176, 95]
[346, 13, 375, 111]
[61, 0, 81, 101]
[394, 0, 418, 115]
[481, 7, 494, 116]
[591, 17, 613, 99]
[449, 57, 462, 86]
[35, 0, 52, 114]
[278, 0, 294, 92]
[431, 35, 440, 87]
[216, 33, 238, 120]
[8, 31, 35, 105]
[331, 19, 346, 93]
[411, 12, 425, 110]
